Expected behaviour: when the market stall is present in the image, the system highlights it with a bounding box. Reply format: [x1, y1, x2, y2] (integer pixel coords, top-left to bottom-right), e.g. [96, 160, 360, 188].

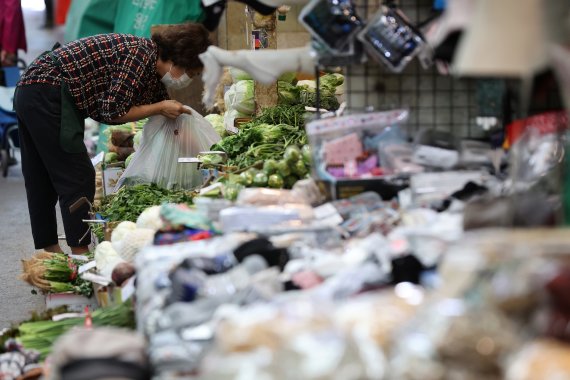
[2, 0, 570, 379]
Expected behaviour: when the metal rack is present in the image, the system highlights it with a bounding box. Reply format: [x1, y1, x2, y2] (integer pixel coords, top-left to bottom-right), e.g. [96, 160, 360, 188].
[341, 0, 480, 138]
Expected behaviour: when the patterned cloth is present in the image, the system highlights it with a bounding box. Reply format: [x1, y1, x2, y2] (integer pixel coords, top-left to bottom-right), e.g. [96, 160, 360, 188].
[18, 34, 169, 123]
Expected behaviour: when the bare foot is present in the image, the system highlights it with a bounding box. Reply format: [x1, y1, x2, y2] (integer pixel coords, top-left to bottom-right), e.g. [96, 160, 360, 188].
[44, 244, 63, 253]
[70, 246, 90, 255]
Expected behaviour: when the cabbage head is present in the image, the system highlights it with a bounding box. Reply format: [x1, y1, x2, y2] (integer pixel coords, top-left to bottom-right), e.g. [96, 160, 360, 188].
[205, 114, 226, 137]
[224, 80, 255, 115]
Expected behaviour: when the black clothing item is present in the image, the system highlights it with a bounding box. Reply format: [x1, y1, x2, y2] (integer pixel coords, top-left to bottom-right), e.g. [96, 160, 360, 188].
[13, 84, 95, 249]
[201, 2, 227, 31]
[433, 30, 462, 64]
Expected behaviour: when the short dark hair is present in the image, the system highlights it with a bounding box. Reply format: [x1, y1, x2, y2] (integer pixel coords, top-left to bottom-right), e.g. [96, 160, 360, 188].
[151, 23, 211, 70]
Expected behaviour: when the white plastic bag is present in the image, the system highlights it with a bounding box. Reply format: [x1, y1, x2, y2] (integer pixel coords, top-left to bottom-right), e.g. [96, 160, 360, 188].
[116, 109, 221, 190]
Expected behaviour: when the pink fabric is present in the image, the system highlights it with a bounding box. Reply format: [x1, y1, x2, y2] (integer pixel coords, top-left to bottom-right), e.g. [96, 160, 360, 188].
[0, 0, 27, 54]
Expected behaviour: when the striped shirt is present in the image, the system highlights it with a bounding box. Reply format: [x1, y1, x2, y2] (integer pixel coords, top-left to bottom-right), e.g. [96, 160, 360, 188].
[18, 34, 169, 123]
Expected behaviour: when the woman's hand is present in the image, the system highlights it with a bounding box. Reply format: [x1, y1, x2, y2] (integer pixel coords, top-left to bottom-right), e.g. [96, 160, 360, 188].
[110, 101, 192, 123]
[160, 100, 192, 119]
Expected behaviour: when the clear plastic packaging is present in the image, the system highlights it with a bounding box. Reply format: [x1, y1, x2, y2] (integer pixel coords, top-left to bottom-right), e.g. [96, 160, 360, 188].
[357, 5, 425, 73]
[412, 129, 459, 169]
[299, 0, 363, 54]
[306, 109, 409, 181]
[236, 188, 311, 206]
[115, 110, 221, 191]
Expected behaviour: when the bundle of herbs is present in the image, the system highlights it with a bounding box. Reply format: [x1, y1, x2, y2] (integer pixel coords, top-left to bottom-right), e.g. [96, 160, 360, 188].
[20, 252, 93, 297]
[18, 301, 135, 359]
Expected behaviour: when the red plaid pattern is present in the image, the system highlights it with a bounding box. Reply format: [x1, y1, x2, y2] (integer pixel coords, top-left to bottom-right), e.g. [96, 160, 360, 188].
[18, 34, 169, 123]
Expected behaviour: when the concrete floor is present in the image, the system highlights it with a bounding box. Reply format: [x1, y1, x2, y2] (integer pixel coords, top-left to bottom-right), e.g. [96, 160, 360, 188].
[0, 3, 65, 329]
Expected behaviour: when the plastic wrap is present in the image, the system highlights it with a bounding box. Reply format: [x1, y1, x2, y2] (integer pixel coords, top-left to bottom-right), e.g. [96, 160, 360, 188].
[306, 110, 409, 181]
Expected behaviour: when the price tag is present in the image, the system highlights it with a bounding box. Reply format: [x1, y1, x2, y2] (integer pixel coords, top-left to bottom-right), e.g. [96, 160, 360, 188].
[91, 152, 104, 167]
[121, 276, 136, 302]
[78, 261, 97, 274]
[178, 157, 201, 163]
[81, 272, 111, 286]
[103, 167, 123, 196]
[52, 313, 83, 322]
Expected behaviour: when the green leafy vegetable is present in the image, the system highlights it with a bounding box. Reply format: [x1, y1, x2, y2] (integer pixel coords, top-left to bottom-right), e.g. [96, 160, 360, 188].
[200, 154, 224, 167]
[230, 68, 253, 82]
[225, 80, 255, 115]
[125, 153, 135, 168]
[105, 152, 119, 164]
[278, 81, 300, 105]
[18, 301, 135, 359]
[97, 184, 194, 225]
[210, 105, 308, 169]
[205, 114, 226, 137]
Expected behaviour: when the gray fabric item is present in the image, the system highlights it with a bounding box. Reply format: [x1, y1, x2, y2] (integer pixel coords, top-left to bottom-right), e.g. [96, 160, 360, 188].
[46, 327, 148, 380]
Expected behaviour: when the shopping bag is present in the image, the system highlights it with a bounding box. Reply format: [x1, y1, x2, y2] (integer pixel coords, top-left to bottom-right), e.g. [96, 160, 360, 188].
[113, 0, 204, 37]
[115, 109, 221, 191]
[64, 0, 118, 41]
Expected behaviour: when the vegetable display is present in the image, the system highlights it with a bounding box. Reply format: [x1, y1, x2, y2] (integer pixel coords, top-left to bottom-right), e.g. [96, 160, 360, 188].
[97, 184, 194, 224]
[20, 252, 93, 297]
[205, 114, 226, 137]
[18, 301, 135, 359]
[278, 73, 344, 111]
[211, 104, 309, 169]
[224, 80, 255, 115]
[222, 144, 311, 199]
[93, 184, 194, 240]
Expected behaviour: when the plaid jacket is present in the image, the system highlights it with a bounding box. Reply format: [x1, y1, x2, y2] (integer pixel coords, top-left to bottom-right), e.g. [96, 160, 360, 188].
[18, 34, 169, 123]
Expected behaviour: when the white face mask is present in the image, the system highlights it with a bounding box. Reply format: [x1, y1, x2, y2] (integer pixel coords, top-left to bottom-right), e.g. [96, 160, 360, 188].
[161, 65, 193, 90]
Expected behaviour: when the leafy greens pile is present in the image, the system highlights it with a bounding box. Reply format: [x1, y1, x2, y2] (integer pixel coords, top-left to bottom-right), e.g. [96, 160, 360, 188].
[211, 104, 309, 169]
[97, 184, 194, 223]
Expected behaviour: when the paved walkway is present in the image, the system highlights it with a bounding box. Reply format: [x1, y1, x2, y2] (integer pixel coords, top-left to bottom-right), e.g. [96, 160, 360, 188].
[0, 2, 65, 329]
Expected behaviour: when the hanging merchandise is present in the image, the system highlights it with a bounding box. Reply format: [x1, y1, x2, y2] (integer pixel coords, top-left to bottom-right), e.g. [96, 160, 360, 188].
[357, 5, 426, 73]
[116, 109, 221, 191]
[299, 0, 363, 54]
[113, 0, 205, 37]
[64, 0, 118, 41]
